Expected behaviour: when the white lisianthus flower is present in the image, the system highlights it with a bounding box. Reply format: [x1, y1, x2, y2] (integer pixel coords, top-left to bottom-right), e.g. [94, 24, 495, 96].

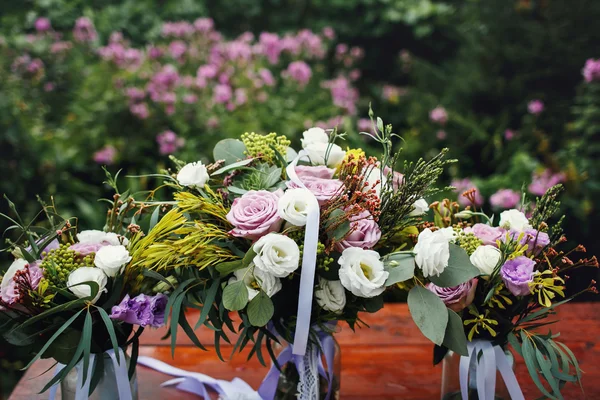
[438, 226, 458, 243]
[414, 228, 451, 278]
[177, 161, 210, 187]
[77, 230, 128, 246]
[277, 188, 314, 226]
[315, 278, 346, 313]
[301, 127, 329, 147]
[338, 247, 388, 298]
[470, 245, 501, 276]
[228, 265, 282, 300]
[93, 245, 132, 277]
[363, 167, 383, 197]
[67, 267, 108, 304]
[409, 198, 429, 216]
[499, 209, 531, 231]
[0, 259, 28, 300]
[253, 233, 300, 278]
[304, 142, 346, 168]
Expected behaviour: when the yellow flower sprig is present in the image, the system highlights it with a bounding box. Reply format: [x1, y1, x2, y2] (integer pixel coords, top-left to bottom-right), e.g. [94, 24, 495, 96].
[528, 270, 565, 308]
[464, 309, 499, 341]
[175, 189, 231, 225]
[485, 283, 514, 310]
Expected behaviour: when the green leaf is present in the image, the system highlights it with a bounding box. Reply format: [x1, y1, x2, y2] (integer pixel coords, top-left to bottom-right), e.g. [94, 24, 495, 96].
[384, 253, 415, 286]
[227, 186, 248, 195]
[247, 291, 274, 327]
[325, 209, 351, 242]
[363, 295, 384, 313]
[215, 260, 244, 276]
[407, 286, 448, 345]
[521, 332, 558, 400]
[211, 158, 254, 175]
[442, 309, 468, 356]
[507, 332, 522, 357]
[535, 346, 562, 398]
[82, 311, 93, 380]
[96, 307, 121, 365]
[223, 280, 249, 311]
[149, 206, 160, 231]
[428, 244, 479, 287]
[213, 139, 247, 165]
[242, 247, 257, 268]
[195, 278, 221, 330]
[262, 165, 283, 188]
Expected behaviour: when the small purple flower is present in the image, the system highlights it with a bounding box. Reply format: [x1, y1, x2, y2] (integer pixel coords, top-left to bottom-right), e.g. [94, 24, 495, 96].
[168, 40, 187, 60]
[426, 279, 478, 312]
[213, 84, 232, 104]
[528, 169, 565, 196]
[194, 18, 214, 33]
[73, 17, 97, 43]
[93, 145, 117, 165]
[490, 189, 521, 210]
[527, 100, 544, 115]
[259, 32, 281, 64]
[156, 130, 185, 155]
[110, 293, 168, 327]
[504, 129, 515, 140]
[322, 27, 335, 40]
[285, 61, 312, 86]
[258, 68, 275, 87]
[582, 58, 600, 83]
[500, 256, 535, 296]
[464, 223, 505, 247]
[429, 106, 448, 125]
[451, 178, 484, 207]
[35, 18, 52, 33]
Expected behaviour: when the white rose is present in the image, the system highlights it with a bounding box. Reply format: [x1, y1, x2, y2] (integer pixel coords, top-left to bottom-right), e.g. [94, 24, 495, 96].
[338, 247, 388, 298]
[304, 142, 346, 168]
[499, 209, 531, 231]
[177, 161, 210, 187]
[277, 188, 314, 226]
[414, 228, 450, 278]
[228, 265, 282, 300]
[409, 198, 429, 216]
[301, 127, 329, 147]
[315, 278, 346, 313]
[469, 245, 501, 276]
[0, 259, 29, 302]
[67, 267, 108, 304]
[93, 245, 132, 277]
[253, 233, 300, 278]
[77, 230, 128, 246]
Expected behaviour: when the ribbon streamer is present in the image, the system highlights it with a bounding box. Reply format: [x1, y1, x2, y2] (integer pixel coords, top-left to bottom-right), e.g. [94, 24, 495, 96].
[459, 340, 525, 400]
[285, 150, 321, 357]
[48, 348, 132, 400]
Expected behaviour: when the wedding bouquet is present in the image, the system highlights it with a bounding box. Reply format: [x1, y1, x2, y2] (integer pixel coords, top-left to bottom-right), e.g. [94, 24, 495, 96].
[401, 187, 598, 399]
[0, 185, 172, 400]
[136, 112, 482, 399]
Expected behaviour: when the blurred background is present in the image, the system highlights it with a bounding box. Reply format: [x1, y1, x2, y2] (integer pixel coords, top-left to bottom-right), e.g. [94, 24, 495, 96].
[1, 0, 599, 396]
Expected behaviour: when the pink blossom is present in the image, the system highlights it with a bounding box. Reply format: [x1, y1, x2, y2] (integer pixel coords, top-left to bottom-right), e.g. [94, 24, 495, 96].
[285, 61, 312, 86]
[35, 17, 52, 32]
[130, 103, 149, 119]
[213, 84, 232, 104]
[206, 117, 219, 129]
[73, 17, 97, 43]
[322, 27, 335, 40]
[336, 44, 348, 55]
[194, 18, 214, 33]
[259, 32, 281, 64]
[527, 99, 544, 115]
[427, 279, 478, 312]
[27, 58, 44, 74]
[323, 77, 358, 114]
[357, 118, 373, 133]
[126, 87, 145, 102]
[436, 130, 447, 140]
[464, 224, 505, 247]
[168, 40, 187, 60]
[349, 69, 361, 81]
[490, 189, 521, 210]
[528, 169, 566, 196]
[583, 58, 600, 83]
[451, 178, 484, 207]
[183, 94, 198, 104]
[504, 129, 515, 140]
[148, 46, 163, 59]
[93, 145, 117, 165]
[44, 82, 55, 92]
[235, 88, 248, 105]
[256, 92, 268, 103]
[156, 130, 185, 155]
[69, 242, 104, 256]
[51, 41, 72, 54]
[226, 190, 283, 240]
[350, 47, 364, 59]
[259, 68, 275, 86]
[429, 106, 448, 125]
[162, 21, 194, 38]
[382, 85, 406, 102]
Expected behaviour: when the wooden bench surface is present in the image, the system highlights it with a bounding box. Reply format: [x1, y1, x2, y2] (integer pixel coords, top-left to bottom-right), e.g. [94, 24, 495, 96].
[8, 303, 600, 399]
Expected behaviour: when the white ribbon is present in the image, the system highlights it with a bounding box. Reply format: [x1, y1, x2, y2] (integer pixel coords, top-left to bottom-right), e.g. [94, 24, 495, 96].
[136, 356, 261, 400]
[286, 150, 321, 357]
[459, 340, 525, 400]
[48, 348, 132, 400]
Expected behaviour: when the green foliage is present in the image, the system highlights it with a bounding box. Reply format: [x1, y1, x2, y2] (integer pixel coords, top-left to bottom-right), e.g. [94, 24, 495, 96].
[407, 285, 448, 346]
[428, 244, 479, 288]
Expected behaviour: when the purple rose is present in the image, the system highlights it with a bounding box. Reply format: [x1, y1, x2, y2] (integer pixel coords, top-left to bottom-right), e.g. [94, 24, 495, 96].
[426, 279, 478, 312]
[500, 256, 535, 296]
[287, 176, 344, 205]
[110, 293, 168, 327]
[295, 165, 335, 180]
[464, 223, 505, 247]
[335, 210, 382, 251]
[226, 190, 283, 240]
[69, 242, 104, 257]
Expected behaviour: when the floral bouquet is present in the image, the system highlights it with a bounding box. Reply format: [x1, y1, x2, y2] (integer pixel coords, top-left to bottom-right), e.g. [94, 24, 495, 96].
[400, 187, 597, 400]
[0, 185, 173, 400]
[135, 112, 482, 399]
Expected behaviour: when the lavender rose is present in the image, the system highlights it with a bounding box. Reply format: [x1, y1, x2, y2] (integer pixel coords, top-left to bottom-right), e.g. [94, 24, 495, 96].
[500, 256, 535, 296]
[426, 279, 478, 312]
[226, 190, 283, 240]
[110, 293, 168, 327]
[287, 176, 344, 205]
[464, 223, 505, 247]
[295, 165, 335, 180]
[69, 242, 104, 257]
[336, 210, 382, 251]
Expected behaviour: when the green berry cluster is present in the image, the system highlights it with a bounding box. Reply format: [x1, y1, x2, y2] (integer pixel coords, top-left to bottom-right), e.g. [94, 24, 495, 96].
[298, 241, 335, 272]
[41, 244, 94, 287]
[241, 132, 291, 162]
[458, 232, 483, 256]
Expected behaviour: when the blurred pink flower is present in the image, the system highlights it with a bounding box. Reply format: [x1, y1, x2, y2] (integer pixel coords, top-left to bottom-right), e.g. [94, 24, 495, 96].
[183, 94, 198, 104]
[51, 41, 72, 54]
[452, 178, 484, 207]
[235, 88, 247, 105]
[285, 61, 312, 86]
[44, 82, 55, 92]
[527, 99, 544, 115]
[322, 27, 335, 40]
[528, 169, 565, 196]
[214, 84, 232, 104]
[148, 46, 163, 59]
[256, 91, 268, 103]
[436, 130, 447, 140]
[490, 189, 521, 209]
[73, 17, 97, 43]
[357, 118, 372, 133]
[194, 18, 214, 33]
[35, 17, 52, 32]
[259, 32, 281, 64]
[156, 130, 185, 155]
[323, 77, 358, 114]
[130, 103, 149, 119]
[168, 40, 187, 60]
[504, 129, 515, 140]
[430, 106, 448, 125]
[207, 116, 219, 129]
[94, 145, 117, 165]
[582, 58, 600, 83]
[162, 21, 194, 38]
[258, 68, 275, 86]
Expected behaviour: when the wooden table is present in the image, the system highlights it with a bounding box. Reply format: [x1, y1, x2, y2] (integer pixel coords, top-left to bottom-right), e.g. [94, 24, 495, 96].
[9, 303, 600, 399]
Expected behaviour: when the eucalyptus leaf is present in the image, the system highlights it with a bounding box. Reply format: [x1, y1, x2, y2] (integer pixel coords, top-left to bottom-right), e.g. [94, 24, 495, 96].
[215, 260, 244, 276]
[227, 186, 248, 195]
[325, 209, 351, 242]
[428, 244, 479, 287]
[407, 286, 448, 345]
[247, 291, 274, 327]
[211, 158, 254, 175]
[242, 247, 257, 268]
[384, 253, 415, 286]
[213, 139, 247, 165]
[442, 309, 468, 356]
[223, 280, 249, 311]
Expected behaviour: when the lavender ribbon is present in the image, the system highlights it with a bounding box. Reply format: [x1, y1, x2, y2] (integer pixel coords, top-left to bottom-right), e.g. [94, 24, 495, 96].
[286, 150, 321, 357]
[48, 348, 132, 400]
[258, 330, 336, 400]
[459, 340, 525, 400]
